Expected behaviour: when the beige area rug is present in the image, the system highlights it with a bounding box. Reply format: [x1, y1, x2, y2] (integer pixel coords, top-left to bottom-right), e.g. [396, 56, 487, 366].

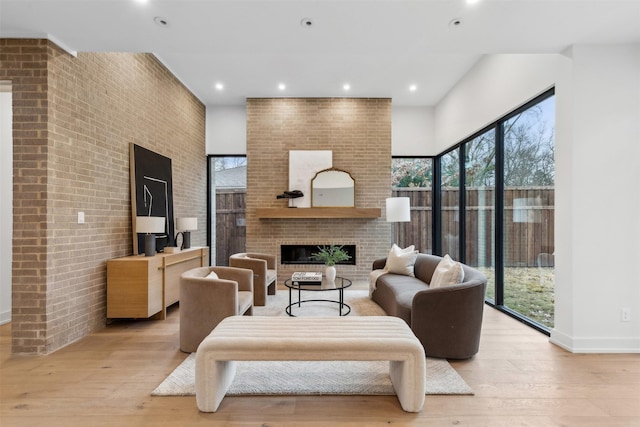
[152, 290, 473, 396]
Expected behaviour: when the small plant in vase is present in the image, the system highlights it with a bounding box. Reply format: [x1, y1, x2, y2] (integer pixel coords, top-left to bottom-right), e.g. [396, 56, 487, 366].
[311, 245, 351, 282]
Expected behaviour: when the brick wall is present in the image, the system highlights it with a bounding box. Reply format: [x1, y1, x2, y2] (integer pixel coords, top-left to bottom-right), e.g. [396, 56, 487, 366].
[246, 98, 392, 282]
[1, 39, 206, 354]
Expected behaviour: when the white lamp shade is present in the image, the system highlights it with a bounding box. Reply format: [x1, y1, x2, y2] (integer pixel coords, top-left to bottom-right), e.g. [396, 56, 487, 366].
[136, 216, 165, 234]
[176, 217, 198, 231]
[386, 197, 411, 222]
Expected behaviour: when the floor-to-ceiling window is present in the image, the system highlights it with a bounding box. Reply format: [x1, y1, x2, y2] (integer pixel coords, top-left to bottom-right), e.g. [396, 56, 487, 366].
[440, 149, 460, 259]
[434, 88, 555, 333]
[208, 156, 247, 266]
[465, 128, 496, 300]
[391, 157, 433, 253]
[502, 95, 555, 329]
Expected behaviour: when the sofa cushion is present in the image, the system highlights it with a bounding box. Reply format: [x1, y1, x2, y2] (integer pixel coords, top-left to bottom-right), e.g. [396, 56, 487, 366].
[266, 269, 277, 284]
[385, 244, 419, 276]
[206, 270, 219, 280]
[430, 254, 464, 288]
[373, 274, 429, 324]
[237, 291, 253, 315]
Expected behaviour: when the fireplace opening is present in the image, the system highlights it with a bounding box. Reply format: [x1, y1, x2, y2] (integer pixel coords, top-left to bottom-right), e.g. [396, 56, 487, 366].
[281, 244, 356, 265]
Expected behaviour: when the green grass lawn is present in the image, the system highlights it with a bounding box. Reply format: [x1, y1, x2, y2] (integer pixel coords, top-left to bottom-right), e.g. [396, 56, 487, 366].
[481, 267, 555, 328]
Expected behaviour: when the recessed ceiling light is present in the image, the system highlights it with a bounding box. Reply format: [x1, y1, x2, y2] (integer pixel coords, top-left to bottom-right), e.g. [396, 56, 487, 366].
[215, 82, 224, 91]
[466, 0, 481, 4]
[449, 18, 462, 28]
[135, 0, 149, 4]
[278, 83, 286, 91]
[300, 18, 314, 28]
[154, 16, 169, 27]
[409, 84, 417, 92]
[343, 83, 351, 91]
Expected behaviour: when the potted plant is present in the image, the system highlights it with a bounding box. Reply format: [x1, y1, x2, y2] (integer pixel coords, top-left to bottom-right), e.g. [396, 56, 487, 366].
[311, 245, 351, 282]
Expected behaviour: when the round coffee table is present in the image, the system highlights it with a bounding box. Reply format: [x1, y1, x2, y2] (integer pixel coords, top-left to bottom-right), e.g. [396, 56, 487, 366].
[284, 276, 352, 316]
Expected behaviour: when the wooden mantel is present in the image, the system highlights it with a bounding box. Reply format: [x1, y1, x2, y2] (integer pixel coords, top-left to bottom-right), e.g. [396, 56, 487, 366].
[256, 207, 381, 219]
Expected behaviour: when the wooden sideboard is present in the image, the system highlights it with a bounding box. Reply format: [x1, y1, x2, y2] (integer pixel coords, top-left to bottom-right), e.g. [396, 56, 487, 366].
[107, 247, 209, 320]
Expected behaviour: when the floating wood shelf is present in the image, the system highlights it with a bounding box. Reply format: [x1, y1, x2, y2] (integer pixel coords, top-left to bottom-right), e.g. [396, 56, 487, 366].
[256, 207, 381, 219]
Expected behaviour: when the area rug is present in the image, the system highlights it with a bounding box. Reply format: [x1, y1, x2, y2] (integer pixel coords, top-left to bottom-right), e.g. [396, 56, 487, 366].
[152, 290, 473, 396]
[152, 353, 473, 396]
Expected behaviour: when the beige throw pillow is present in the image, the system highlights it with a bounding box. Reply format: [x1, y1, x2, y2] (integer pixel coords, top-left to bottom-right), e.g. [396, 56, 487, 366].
[385, 244, 419, 277]
[430, 254, 464, 288]
[205, 270, 219, 280]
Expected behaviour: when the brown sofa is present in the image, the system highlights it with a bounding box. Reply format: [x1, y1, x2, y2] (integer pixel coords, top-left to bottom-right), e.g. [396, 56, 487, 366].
[371, 253, 487, 359]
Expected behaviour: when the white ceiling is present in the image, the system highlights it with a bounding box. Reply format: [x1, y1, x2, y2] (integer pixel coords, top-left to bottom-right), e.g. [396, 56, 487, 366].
[1, 0, 639, 107]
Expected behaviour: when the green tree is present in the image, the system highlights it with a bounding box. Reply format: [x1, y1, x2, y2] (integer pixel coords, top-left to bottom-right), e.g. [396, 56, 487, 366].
[392, 158, 432, 187]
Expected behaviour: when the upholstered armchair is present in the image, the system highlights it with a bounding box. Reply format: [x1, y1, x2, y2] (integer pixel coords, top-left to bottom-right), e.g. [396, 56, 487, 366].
[229, 253, 277, 306]
[179, 266, 253, 353]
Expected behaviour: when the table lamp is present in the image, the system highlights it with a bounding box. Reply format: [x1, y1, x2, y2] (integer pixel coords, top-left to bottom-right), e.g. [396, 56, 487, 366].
[386, 197, 411, 222]
[136, 216, 165, 257]
[176, 217, 197, 249]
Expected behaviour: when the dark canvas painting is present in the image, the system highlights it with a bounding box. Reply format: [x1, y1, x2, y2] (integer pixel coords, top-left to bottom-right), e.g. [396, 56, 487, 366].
[131, 144, 175, 254]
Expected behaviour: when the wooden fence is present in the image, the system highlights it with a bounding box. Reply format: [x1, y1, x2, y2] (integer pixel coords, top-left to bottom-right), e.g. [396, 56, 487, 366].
[215, 187, 554, 268]
[215, 189, 246, 266]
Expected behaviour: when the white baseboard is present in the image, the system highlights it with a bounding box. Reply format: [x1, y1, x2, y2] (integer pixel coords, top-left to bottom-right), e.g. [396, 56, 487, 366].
[0, 309, 11, 325]
[550, 329, 640, 353]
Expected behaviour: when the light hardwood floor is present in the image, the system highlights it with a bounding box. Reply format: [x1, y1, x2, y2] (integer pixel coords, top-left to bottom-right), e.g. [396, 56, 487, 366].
[1, 293, 639, 427]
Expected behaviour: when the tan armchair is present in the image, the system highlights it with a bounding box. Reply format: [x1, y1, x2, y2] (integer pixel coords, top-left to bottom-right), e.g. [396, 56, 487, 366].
[179, 266, 253, 353]
[229, 252, 277, 306]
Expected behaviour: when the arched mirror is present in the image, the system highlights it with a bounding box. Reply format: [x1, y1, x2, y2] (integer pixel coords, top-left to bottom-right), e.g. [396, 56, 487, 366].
[311, 168, 355, 207]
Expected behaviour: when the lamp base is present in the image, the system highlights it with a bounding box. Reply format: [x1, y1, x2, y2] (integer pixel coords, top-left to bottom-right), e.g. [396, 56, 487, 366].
[182, 231, 191, 250]
[144, 233, 156, 257]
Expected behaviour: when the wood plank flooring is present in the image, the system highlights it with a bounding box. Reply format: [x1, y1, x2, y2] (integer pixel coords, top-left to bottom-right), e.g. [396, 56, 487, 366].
[1, 294, 639, 426]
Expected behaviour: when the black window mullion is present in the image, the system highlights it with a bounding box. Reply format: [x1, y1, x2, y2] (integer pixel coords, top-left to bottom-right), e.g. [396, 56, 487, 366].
[459, 145, 466, 263]
[432, 156, 442, 256]
[494, 123, 505, 306]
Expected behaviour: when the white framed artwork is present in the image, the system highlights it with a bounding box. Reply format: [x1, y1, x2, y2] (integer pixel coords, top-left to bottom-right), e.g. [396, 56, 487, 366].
[288, 150, 332, 208]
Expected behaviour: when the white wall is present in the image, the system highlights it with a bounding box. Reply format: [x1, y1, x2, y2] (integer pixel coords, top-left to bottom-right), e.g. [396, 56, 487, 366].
[207, 104, 434, 156]
[206, 105, 246, 155]
[435, 49, 640, 353]
[552, 44, 640, 352]
[391, 106, 433, 156]
[0, 85, 12, 325]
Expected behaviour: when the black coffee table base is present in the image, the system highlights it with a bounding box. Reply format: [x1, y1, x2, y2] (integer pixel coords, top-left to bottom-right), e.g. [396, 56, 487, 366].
[285, 298, 351, 317]
[284, 276, 353, 317]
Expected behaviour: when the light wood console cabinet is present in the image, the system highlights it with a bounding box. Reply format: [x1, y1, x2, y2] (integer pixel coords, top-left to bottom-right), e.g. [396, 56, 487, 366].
[107, 247, 209, 320]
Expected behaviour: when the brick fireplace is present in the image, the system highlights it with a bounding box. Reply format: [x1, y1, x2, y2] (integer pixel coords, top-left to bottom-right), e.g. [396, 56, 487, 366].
[280, 244, 357, 265]
[245, 98, 392, 282]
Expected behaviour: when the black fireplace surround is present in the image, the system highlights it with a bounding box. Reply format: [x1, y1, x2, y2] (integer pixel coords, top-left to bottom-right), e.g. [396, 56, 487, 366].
[281, 245, 356, 265]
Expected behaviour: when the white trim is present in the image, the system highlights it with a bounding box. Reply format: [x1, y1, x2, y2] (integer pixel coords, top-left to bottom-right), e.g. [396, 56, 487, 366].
[0, 310, 10, 325]
[550, 329, 640, 353]
[0, 32, 77, 57]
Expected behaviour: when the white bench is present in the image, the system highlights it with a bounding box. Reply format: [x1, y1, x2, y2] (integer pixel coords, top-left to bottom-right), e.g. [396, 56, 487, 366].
[195, 315, 426, 412]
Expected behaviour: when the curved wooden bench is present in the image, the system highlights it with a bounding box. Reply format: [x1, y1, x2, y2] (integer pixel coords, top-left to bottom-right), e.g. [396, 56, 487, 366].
[195, 316, 426, 412]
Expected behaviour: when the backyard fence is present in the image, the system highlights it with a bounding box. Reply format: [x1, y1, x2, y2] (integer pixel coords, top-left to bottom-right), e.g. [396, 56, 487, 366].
[215, 187, 554, 268]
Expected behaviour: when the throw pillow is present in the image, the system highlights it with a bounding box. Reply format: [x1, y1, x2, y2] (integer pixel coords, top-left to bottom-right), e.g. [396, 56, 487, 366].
[206, 270, 219, 280]
[430, 254, 464, 288]
[385, 244, 419, 277]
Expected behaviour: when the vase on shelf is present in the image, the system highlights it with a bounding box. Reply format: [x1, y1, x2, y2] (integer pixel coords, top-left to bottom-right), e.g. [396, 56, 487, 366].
[325, 265, 336, 283]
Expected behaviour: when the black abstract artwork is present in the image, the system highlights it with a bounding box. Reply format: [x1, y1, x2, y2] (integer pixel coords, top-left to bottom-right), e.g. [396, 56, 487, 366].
[130, 144, 175, 255]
